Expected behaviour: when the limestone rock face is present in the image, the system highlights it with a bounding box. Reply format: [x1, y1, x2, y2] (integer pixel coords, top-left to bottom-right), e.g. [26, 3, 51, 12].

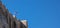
[0, 13, 8, 28]
[0, 0, 28, 28]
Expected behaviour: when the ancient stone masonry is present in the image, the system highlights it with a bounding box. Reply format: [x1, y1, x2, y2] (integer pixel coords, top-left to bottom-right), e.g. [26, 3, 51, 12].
[0, 0, 28, 28]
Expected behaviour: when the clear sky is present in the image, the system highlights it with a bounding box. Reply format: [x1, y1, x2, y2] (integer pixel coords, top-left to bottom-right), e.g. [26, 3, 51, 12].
[2, 0, 60, 28]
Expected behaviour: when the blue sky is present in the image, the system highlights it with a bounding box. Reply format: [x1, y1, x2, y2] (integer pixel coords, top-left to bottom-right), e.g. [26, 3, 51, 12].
[2, 0, 60, 28]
